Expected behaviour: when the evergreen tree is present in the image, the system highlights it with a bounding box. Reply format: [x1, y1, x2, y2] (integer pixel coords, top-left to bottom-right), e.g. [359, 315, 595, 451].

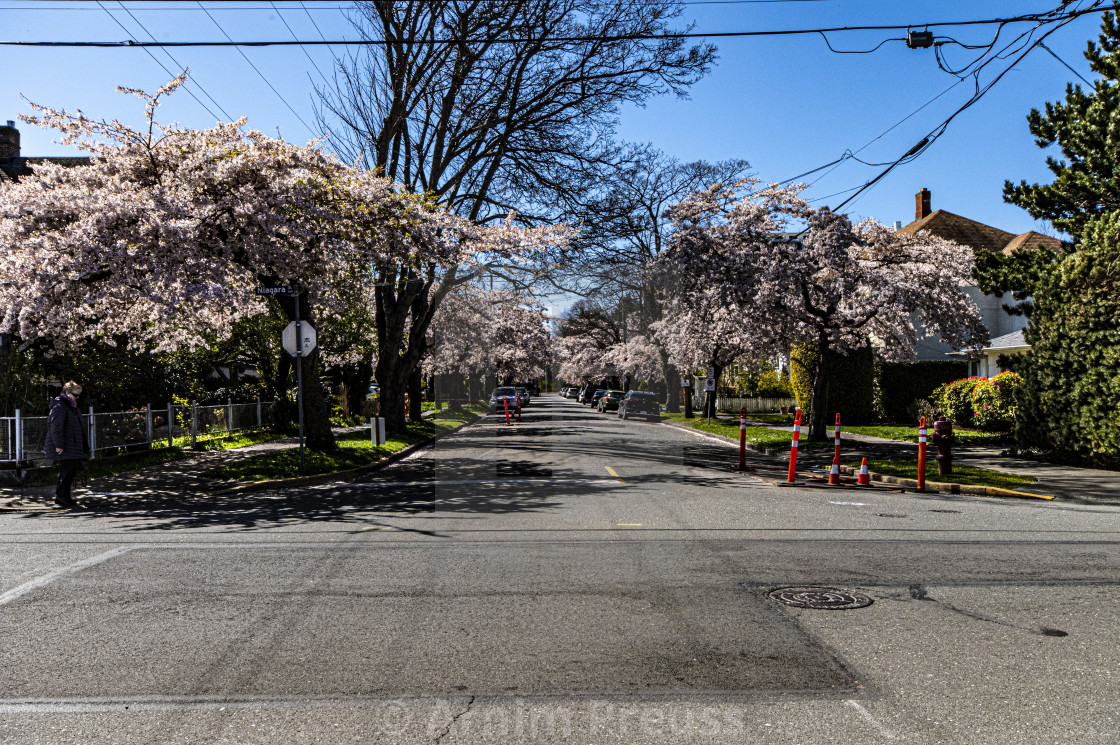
[1003, 11, 1120, 236]
[1013, 212, 1120, 463]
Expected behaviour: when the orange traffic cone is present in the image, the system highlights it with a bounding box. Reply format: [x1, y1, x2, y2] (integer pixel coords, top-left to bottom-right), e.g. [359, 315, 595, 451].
[828, 455, 841, 485]
[857, 457, 871, 486]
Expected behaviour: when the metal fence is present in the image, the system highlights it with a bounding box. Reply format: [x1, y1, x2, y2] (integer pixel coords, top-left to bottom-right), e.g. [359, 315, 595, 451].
[1, 400, 276, 464]
[687, 393, 797, 412]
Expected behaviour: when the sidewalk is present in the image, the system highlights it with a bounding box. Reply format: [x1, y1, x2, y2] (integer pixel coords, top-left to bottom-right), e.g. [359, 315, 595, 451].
[0, 423, 399, 511]
[671, 415, 1120, 505]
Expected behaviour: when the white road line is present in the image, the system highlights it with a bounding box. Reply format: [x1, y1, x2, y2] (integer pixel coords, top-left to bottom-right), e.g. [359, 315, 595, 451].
[845, 700, 896, 740]
[0, 547, 136, 607]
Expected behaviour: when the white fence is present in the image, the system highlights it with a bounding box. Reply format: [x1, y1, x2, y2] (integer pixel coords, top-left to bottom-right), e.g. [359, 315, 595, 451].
[1, 400, 276, 464]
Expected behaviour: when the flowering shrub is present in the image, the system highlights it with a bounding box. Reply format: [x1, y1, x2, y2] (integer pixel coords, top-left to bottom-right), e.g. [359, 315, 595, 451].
[970, 371, 1021, 430]
[934, 377, 987, 425]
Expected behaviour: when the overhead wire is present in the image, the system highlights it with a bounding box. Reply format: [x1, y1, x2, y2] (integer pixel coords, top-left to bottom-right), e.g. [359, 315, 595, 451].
[107, 0, 236, 122]
[270, 0, 333, 86]
[194, 0, 318, 138]
[0, 5, 1112, 46]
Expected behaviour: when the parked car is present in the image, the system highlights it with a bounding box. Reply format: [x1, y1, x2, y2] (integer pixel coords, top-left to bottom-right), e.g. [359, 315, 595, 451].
[489, 387, 518, 413]
[588, 389, 608, 408]
[618, 391, 661, 421]
[597, 390, 627, 413]
[578, 385, 596, 404]
[515, 386, 530, 405]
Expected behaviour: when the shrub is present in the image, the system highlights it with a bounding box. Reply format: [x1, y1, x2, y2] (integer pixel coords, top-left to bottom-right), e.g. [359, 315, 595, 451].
[905, 398, 941, 424]
[970, 371, 1020, 430]
[789, 343, 817, 417]
[935, 377, 986, 426]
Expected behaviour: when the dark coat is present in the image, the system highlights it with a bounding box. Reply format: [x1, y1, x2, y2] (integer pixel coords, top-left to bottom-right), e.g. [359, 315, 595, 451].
[44, 395, 87, 461]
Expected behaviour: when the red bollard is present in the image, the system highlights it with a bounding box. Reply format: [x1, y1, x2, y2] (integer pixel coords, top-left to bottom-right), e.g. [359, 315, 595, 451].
[738, 406, 747, 470]
[917, 416, 928, 491]
[517, 399, 522, 422]
[503, 396, 510, 425]
[828, 413, 842, 485]
[785, 410, 802, 484]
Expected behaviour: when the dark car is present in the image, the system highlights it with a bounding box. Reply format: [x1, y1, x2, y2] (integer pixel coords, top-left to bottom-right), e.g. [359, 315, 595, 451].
[597, 390, 626, 412]
[588, 389, 608, 408]
[515, 386, 530, 406]
[618, 391, 661, 421]
[578, 385, 597, 405]
[488, 387, 518, 414]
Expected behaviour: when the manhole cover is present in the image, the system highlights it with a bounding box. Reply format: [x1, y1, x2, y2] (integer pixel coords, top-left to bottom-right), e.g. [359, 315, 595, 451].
[768, 587, 874, 610]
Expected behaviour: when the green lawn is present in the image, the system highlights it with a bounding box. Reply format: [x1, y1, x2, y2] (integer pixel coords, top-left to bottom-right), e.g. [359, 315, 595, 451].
[661, 411, 829, 450]
[854, 458, 1037, 490]
[843, 424, 1008, 446]
[206, 407, 483, 481]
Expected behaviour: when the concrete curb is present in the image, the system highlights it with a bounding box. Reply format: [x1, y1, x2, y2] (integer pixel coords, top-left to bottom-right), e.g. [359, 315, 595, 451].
[209, 416, 480, 496]
[660, 418, 1054, 501]
[836, 465, 1055, 501]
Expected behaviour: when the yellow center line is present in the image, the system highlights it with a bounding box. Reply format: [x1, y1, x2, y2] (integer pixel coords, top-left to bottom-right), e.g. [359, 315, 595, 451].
[605, 466, 624, 483]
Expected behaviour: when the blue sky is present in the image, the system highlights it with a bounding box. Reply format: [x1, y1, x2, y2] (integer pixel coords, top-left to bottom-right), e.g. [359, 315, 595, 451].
[1, 1, 1107, 239]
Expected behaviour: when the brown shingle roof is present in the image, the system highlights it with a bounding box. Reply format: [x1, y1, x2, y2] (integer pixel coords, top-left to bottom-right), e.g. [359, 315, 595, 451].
[1002, 231, 1063, 254]
[898, 209, 1016, 253]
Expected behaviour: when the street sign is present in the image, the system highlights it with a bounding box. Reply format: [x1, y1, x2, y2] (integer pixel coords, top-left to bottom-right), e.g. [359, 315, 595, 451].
[705, 377, 716, 392]
[255, 285, 296, 296]
[706, 367, 715, 378]
[282, 322, 317, 357]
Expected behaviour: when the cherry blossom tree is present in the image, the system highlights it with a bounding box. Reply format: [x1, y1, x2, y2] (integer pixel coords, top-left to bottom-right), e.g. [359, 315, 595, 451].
[656, 179, 988, 438]
[426, 286, 552, 403]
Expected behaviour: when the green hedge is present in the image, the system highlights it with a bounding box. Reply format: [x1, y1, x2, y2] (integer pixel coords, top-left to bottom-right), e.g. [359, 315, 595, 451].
[790, 342, 875, 424]
[877, 360, 968, 422]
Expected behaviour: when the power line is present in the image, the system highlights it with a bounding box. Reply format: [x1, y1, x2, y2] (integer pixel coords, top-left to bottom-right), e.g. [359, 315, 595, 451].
[1039, 40, 1095, 86]
[194, 0, 318, 138]
[0, 5, 1111, 47]
[106, 0, 236, 122]
[270, 1, 332, 86]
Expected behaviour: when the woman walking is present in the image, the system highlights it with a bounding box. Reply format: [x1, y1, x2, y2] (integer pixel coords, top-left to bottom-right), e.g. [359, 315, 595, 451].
[43, 381, 88, 508]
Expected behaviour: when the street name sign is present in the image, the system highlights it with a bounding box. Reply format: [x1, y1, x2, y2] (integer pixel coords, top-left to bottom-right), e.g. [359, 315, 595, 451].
[255, 285, 296, 296]
[282, 322, 317, 357]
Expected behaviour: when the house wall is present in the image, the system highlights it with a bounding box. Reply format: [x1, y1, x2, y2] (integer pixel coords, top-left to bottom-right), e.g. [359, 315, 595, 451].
[912, 285, 1028, 362]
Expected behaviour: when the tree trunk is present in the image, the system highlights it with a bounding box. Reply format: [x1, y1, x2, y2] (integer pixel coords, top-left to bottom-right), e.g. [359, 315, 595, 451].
[809, 341, 835, 441]
[408, 369, 423, 422]
[662, 358, 681, 413]
[704, 363, 723, 419]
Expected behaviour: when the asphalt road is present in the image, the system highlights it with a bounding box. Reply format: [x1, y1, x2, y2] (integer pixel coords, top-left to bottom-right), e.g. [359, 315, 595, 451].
[2, 394, 1119, 744]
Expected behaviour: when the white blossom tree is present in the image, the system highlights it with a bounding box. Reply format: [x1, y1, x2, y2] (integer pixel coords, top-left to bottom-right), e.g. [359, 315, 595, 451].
[656, 180, 988, 438]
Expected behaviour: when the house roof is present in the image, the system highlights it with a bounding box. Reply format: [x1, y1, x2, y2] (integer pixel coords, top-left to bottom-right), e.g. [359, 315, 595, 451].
[898, 210, 1062, 255]
[984, 329, 1029, 352]
[1002, 230, 1063, 254]
[898, 209, 1016, 253]
[1, 155, 91, 182]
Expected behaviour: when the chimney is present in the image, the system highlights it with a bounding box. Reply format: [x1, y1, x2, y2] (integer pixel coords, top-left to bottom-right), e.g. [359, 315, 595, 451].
[916, 188, 931, 220]
[0, 120, 18, 161]
[893, 221, 902, 231]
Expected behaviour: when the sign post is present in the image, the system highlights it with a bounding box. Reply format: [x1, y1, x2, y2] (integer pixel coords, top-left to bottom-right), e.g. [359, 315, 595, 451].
[262, 284, 312, 471]
[704, 371, 716, 423]
[682, 378, 693, 419]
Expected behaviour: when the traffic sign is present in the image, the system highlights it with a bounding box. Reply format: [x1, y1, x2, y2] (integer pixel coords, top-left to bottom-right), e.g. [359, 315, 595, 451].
[705, 377, 716, 392]
[256, 285, 296, 296]
[706, 367, 715, 378]
[282, 322, 317, 357]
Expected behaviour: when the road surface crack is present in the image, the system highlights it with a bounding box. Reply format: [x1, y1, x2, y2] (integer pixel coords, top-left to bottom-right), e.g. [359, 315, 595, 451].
[433, 695, 475, 743]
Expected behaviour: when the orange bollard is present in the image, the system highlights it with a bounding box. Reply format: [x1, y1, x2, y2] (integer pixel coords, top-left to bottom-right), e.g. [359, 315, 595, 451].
[503, 396, 510, 425]
[857, 457, 871, 486]
[833, 413, 842, 462]
[917, 416, 928, 491]
[786, 410, 802, 483]
[517, 399, 522, 422]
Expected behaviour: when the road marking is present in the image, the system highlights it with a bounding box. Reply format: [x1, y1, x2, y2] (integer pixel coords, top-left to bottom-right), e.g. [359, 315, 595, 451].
[0, 546, 136, 607]
[845, 700, 896, 740]
[616, 523, 642, 527]
[605, 466, 624, 483]
[830, 501, 869, 507]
